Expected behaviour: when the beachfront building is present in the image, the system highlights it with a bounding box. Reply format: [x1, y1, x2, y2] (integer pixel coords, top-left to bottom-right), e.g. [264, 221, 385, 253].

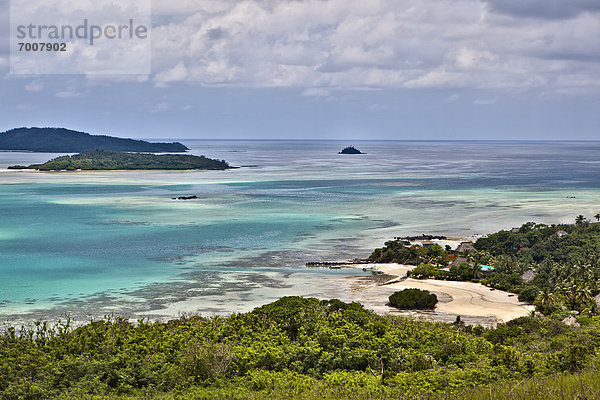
[521, 269, 536, 283]
[449, 256, 469, 267]
[456, 242, 475, 253]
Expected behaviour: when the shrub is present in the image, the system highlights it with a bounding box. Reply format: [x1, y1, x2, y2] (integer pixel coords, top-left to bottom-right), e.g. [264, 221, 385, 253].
[518, 285, 539, 302]
[408, 263, 443, 279]
[388, 289, 438, 309]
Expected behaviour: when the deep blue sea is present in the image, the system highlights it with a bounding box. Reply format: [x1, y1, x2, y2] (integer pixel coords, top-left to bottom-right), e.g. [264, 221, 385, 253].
[1, 141, 599, 322]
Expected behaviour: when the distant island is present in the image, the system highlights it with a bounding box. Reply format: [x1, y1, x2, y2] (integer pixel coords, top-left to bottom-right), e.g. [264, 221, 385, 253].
[0, 127, 189, 153]
[338, 146, 364, 154]
[8, 149, 230, 171]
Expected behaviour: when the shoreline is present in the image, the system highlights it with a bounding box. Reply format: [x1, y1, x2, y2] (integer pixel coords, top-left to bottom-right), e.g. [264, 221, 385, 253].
[1, 141, 598, 328]
[0, 260, 536, 329]
[334, 263, 534, 327]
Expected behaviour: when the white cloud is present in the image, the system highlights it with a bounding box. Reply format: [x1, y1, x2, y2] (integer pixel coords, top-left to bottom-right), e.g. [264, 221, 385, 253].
[25, 80, 44, 92]
[152, 0, 232, 17]
[444, 94, 461, 103]
[146, 101, 172, 113]
[55, 88, 84, 98]
[151, 0, 470, 88]
[10, 0, 151, 75]
[302, 88, 331, 98]
[452, 48, 497, 71]
[11, 0, 597, 95]
[404, 70, 457, 89]
[367, 103, 389, 112]
[474, 97, 498, 105]
[154, 62, 189, 86]
[85, 74, 150, 83]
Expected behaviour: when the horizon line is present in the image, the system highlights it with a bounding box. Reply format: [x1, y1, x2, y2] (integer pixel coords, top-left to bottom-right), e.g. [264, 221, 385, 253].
[146, 138, 600, 143]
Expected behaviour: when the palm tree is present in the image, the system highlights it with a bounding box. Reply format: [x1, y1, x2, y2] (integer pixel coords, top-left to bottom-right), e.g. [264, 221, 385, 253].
[573, 262, 589, 281]
[534, 289, 553, 313]
[575, 214, 586, 225]
[470, 263, 482, 279]
[588, 269, 600, 293]
[575, 286, 593, 311]
[595, 213, 600, 222]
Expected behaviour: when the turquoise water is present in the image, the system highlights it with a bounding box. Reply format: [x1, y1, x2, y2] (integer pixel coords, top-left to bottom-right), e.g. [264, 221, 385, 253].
[1, 141, 600, 322]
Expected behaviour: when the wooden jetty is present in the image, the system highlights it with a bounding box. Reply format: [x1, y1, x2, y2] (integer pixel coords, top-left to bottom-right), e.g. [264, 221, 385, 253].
[305, 259, 371, 267]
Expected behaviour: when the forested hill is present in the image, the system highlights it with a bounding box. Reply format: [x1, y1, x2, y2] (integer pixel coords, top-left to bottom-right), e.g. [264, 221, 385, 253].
[0, 127, 189, 152]
[9, 149, 230, 171]
[1, 296, 600, 399]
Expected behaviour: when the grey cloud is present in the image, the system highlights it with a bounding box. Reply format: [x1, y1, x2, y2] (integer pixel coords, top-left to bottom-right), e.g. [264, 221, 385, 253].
[6, 0, 595, 96]
[0, 1, 9, 59]
[486, 0, 600, 20]
[207, 28, 228, 40]
[541, 52, 600, 63]
[146, 0, 600, 94]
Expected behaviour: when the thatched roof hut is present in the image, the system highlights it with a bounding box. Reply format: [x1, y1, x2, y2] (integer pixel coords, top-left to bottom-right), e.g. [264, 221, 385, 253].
[456, 242, 475, 253]
[521, 270, 536, 283]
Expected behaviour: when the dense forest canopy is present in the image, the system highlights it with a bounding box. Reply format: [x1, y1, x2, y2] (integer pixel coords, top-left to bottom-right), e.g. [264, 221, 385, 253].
[8, 149, 230, 171]
[0, 127, 188, 152]
[2, 297, 600, 399]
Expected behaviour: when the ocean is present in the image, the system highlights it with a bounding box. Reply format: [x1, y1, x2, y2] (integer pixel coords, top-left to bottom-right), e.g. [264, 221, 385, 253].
[1, 140, 599, 323]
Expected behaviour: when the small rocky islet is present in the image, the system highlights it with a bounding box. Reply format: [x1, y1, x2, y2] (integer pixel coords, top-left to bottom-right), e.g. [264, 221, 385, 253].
[338, 145, 365, 154]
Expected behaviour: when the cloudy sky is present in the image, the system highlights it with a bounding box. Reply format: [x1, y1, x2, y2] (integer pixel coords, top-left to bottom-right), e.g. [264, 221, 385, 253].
[1, 0, 599, 140]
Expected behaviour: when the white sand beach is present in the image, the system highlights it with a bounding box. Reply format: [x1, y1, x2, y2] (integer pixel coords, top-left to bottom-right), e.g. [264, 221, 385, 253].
[336, 263, 534, 327]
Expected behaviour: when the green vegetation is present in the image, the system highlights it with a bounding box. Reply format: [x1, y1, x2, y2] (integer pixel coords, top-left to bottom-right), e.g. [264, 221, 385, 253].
[370, 219, 600, 318]
[389, 289, 438, 309]
[440, 370, 600, 400]
[406, 262, 484, 282]
[9, 149, 230, 171]
[369, 242, 483, 282]
[4, 218, 600, 398]
[369, 241, 447, 266]
[0, 127, 188, 152]
[473, 220, 600, 316]
[1, 297, 600, 399]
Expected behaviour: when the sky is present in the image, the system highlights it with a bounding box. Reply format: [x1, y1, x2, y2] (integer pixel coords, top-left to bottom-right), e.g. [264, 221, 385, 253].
[0, 0, 599, 140]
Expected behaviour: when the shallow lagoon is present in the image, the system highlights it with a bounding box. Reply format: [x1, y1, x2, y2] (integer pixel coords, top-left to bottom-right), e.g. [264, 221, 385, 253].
[1, 141, 599, 323]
